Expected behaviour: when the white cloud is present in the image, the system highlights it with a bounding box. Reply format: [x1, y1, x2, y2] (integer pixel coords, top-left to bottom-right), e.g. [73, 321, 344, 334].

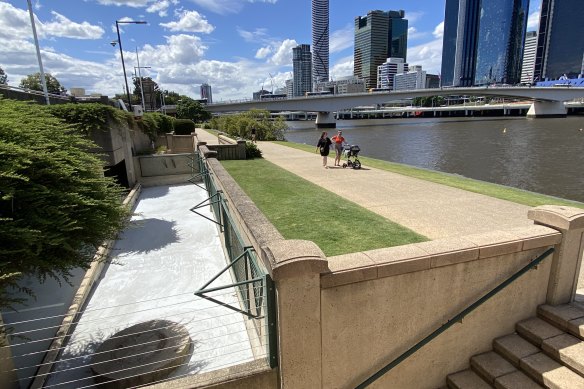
[96, 0, 154, 7]
[268, 39, 296, 66]
[43, 12, 105, 39]
[405, 11, 423, 23]
[146, 0, 171, 17]
[139, 34, 208, 66]
[255, 46, 272, 59]
[237, 27, 269, 43]
[407, 38, 443, 74]
[330, 55, 354, 80]
[433, 22, 444, 39]
[408, 26, 428, 41]
[527, 11, 539, 31]
[330, 24, 353, 54]
[160, 10, 214, 33]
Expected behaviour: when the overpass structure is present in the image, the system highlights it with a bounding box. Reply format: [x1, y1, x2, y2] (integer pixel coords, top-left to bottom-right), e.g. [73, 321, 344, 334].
[206, 86, 584, 128]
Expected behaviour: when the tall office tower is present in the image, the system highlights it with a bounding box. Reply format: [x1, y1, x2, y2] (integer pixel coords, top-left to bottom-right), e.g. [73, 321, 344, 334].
[312, 0, 329, 85]
[293, 44, 312, 97]
[440, 0, 460, 86]
[474, 0, 529, 85]
[354, 10, 408, 89]
[520, 31, 538, 84]
[377, 57, 408, 89]
[534, 0, 584, 81]
[452, 0, 481, 86]
[200, 83, 212, 104]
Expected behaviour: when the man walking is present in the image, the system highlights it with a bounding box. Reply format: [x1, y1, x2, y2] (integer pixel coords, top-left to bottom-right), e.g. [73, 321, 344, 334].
[331, 130, 345, 166]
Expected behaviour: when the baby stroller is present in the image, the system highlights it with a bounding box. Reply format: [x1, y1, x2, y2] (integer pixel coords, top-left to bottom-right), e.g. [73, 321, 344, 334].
[342, 144, 362, 169]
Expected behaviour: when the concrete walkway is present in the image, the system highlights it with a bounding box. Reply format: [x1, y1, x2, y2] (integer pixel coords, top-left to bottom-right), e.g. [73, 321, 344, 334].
[196, 129, 532, 240]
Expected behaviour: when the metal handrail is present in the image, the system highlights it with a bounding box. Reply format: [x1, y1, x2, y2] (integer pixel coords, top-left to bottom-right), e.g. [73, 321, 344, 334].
[355, 247, 555, 388]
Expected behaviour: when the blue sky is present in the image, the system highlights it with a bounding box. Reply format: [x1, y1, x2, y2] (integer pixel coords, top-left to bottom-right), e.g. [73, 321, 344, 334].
[0, 0, 541, 100]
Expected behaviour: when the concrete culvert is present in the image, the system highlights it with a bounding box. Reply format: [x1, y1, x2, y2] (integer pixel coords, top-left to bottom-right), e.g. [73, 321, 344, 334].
[91, 320, 193, 388]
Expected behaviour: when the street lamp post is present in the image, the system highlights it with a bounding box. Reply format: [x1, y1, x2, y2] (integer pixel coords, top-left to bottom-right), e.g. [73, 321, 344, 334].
[134, 64, 151, 112]
[113, 20, 146, 110]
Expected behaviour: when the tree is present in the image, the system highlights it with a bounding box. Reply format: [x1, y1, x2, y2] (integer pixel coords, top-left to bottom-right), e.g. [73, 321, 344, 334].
[162, 90, 180, 105]
[19, 72, 67, 95]
[0, 98, 128, 308]
[176, 96, 211, 123]
[0, 67, 7, 85]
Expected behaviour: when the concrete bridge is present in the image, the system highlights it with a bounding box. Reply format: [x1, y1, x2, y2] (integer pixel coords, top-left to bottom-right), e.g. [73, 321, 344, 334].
[206, 86, 584, 128]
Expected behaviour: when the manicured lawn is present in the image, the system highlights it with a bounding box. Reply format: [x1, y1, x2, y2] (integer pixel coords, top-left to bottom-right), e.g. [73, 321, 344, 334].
[221, 158, 427, 257]
[274, 141, 584, 209]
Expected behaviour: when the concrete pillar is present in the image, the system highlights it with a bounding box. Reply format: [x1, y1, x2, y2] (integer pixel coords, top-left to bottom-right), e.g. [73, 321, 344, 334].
[122, 125, 136, 187]
[262, 240, 328, 389]
[315, 111, 336, 129]
[526, 101, 567, 118]
[528, 206, 584, 305]
[0, 313, 19, 389]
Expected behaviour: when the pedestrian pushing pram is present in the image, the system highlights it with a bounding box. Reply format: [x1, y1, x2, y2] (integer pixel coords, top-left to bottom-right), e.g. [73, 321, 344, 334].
[342, 144, 361, 169]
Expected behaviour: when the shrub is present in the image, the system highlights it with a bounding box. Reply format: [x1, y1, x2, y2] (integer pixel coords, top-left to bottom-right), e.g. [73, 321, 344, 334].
[174, 119, 195, 135]
[145, 112, 174, 135]
[0, 98, 129, 308]
[207, 109, 286, 141]
[48, 103, 133, 135]
[245, 141, 262, 159]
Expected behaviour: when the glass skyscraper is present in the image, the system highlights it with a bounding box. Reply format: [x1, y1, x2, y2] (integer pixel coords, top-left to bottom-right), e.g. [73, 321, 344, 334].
[474, 0, 529, 85]
[354, 10, 408, 90]
[534, 0, 584, 81]
[440, 0, 459, 86]
[312, 0, 329, 84]
[293, 44, 312, 97]
[445, 0, 529, 86]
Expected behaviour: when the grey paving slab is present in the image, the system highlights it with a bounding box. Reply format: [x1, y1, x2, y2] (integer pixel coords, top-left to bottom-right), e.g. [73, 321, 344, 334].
[45, 184, 258, 387]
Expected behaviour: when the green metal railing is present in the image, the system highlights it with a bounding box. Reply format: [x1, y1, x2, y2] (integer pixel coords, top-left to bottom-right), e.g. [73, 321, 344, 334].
[355, 247, 555, 389]
[190, 151, 277, 368]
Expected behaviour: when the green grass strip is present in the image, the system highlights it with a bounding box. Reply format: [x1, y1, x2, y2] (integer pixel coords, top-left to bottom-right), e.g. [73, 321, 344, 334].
[221, 158, 427, 257]
[274, 141, 584, 209]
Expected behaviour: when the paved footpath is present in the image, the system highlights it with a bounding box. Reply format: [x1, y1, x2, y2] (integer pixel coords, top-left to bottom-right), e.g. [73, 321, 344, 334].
[196, 129, 532, 240]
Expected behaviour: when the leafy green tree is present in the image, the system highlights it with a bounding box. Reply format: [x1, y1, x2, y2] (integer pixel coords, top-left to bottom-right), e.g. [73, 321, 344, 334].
[0, 98, 129, 308]
[19, 72, 67, 95]
[176, 96, 211, 123]
[162, 90, 180, 105]
[0, 67, 7, 85]
[209, 109, 285, 141]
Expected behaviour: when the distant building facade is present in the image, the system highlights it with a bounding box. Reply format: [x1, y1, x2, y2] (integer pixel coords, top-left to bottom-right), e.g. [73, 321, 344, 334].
[293, 44, 312, 96]
[534, 0, 584, 81]
[354, 10, 408, 89]
[521, 31, 538, 84]
[253, 89, 271, 101]
[200, 83, 212, 104]
[285, 79, 294, 98]
[314, 76, 366, 94]
[440, 0, 459, 86]
[312, 0, 329, 85]
[394, 65, 426, 91]
[377, 57, 408, 89]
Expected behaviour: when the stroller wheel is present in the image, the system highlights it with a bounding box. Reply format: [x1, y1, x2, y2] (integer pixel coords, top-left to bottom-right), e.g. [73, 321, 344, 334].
[353, 159, 362, 169]
[342, 163, 347, 168]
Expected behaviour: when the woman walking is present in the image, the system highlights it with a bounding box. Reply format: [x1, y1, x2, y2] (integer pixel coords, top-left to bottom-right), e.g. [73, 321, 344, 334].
[316, 131, 332, 168]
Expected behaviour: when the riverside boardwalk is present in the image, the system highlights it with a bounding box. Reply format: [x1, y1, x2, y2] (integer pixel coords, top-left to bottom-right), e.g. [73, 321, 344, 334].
[196, 129, 531, 240]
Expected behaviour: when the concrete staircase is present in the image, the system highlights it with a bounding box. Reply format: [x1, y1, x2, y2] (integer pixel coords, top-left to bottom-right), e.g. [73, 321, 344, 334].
[446, 304, 584, 389]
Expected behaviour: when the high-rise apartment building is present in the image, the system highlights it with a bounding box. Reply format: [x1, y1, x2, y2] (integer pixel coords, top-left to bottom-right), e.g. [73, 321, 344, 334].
[354, 10, 408, 89]
[377, 57, 408, 89]
[394, 65, 426, 91]
[445, 0, 528, 86]
[534, 0, 584, 81]
[312, 0, 329, 85]
[293, 44, 312, 97]
[521, 31, 538, 84]
[200, 83, 212, 104]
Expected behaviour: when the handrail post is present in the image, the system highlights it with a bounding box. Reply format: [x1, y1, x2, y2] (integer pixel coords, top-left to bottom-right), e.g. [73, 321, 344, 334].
[529, 205, 584, 304]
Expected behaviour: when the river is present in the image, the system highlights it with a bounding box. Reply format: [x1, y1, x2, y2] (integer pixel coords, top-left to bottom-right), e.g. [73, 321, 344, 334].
[284, 116, 584, 203]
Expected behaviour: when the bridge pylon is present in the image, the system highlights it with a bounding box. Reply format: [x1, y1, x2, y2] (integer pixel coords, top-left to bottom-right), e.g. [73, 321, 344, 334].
[527, 101, 567, 118]
[315, 111, 336, 129]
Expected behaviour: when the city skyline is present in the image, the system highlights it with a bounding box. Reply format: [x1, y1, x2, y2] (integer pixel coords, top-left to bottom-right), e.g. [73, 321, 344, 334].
[0, 0, 542, 100]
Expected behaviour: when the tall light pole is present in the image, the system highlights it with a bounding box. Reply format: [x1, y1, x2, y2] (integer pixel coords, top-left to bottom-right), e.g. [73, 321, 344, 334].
[113, 20, 146, 110]
[133, 63, 151, 112]
[27, 0, 49, 105]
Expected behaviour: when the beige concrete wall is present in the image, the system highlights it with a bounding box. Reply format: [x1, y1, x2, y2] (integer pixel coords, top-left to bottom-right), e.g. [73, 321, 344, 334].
[320, 227, 561, 388]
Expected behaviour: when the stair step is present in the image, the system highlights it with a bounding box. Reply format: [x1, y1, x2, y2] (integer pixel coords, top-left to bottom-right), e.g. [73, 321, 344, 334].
[494, 334, 540, 367]
[520, 352, 584, 388]
[447, 369, 493, 389]
[471, 351, 516, 384]
[517, 317, 564, 347]
[539, 304, 584, 331]
[539, 304, 584, 340]
[542, 333, 584, 377]
[493, 371, 543, 389]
